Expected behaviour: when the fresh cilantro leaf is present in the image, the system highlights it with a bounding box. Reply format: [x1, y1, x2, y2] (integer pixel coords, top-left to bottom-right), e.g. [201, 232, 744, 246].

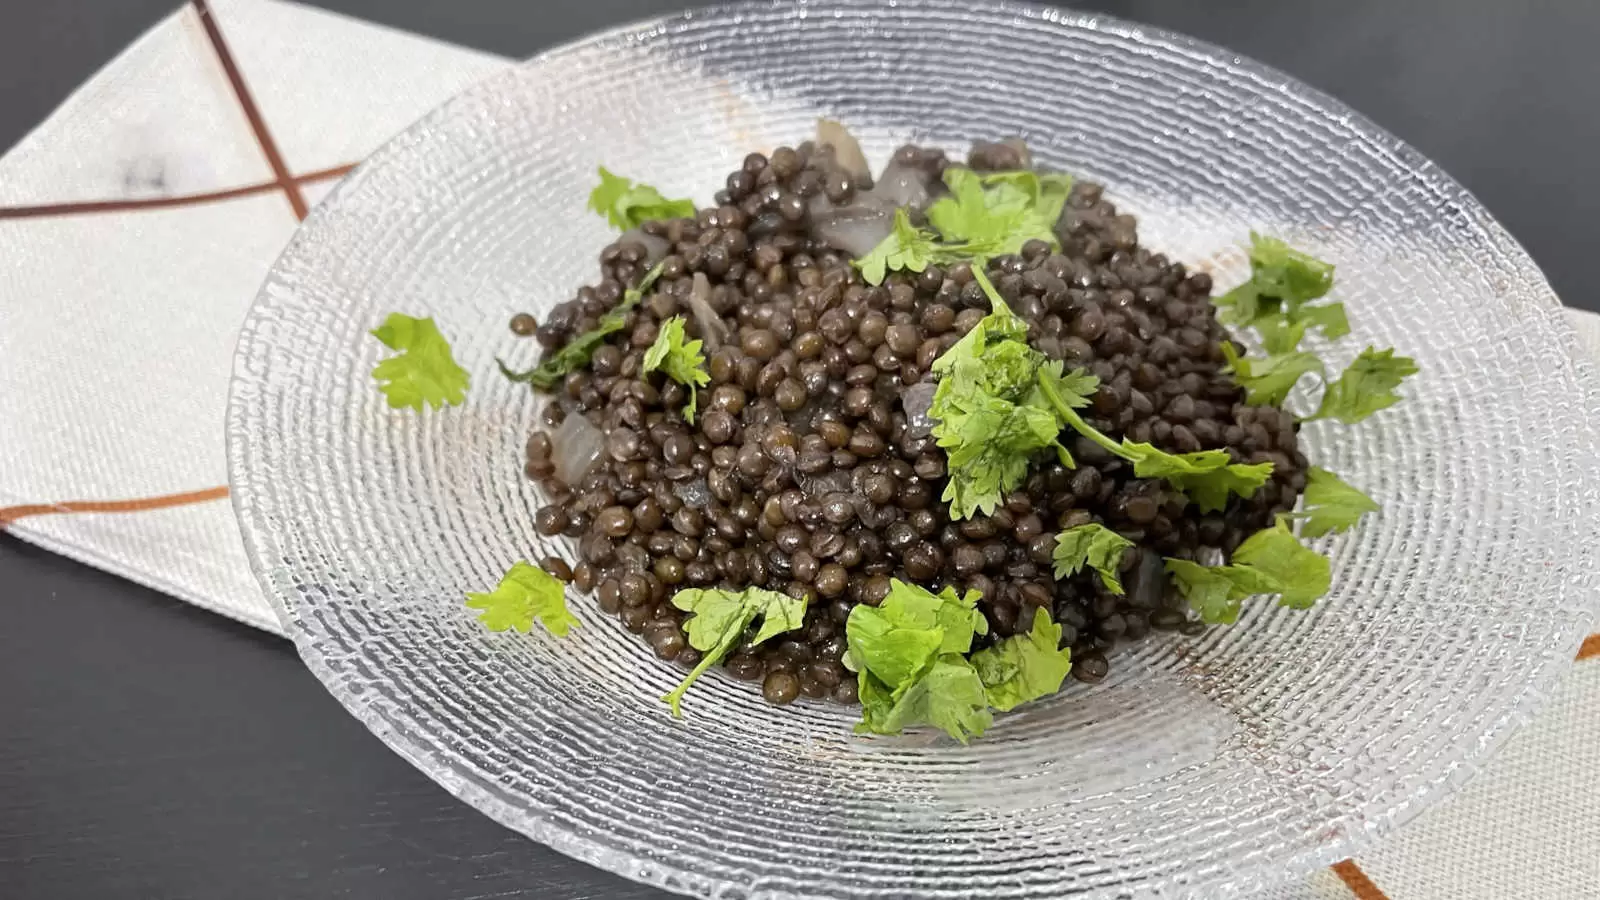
[1214, 234, 1345, 342]
[642, 315, 711, 422]
[925, 167, 1065, 259]
[1296, 467, 1379, 538]
[1163, 558, 1245, 624]
[1165, 459, 1275, 514]
[370, 313, 470, 411]
[856, 208, 942, 286]
[587, 167, 696, 231]
[845, 580, 987, 684]
[1230, 517, 1332, 609]
[1255, 318, 1308, 355]
[847, 581, 994, 742]
[971, 609, 1074, 712]
[1033, 347, 1271, 513]
[1299, 302, 1350, 340]
[661, 587, 806, 717]
[928, 271, 1070, 519]
[1311, 346, 1420, 424]
[1248, 233, 1334, 304]
[1051, 524, 1134, 593]
[465, 561, 579, 636]
[1164, 519, 1331, 622]
[1221, 342, 1325, 406]
[856, 654, 993, 744]
[499, 262, 664, 391]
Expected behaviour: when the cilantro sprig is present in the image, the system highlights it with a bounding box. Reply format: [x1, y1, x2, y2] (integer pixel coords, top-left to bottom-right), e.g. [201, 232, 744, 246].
[1165, 518, 1332, 624]
[587, 167, 696, 231]
[1293, 467, 1379, 538]
[926, 269, 1273, 518]
[466, 561, 580, 636]
[370, 313, 471, 411]
[1214, 233, 1345, 339]
[498, 262, 664, 391]
[643, 315, 710, 423]
[1215, 235, 1418, 423]
[855, 167, 1073, 286]
[971, 610, 1074, 713]
[848, 581, 994, 742]
[1052, 523, 1134, 594]
[927, 281, 1069, 519]
[849, 581, 1078, 740]
[662, 587, 807, 717]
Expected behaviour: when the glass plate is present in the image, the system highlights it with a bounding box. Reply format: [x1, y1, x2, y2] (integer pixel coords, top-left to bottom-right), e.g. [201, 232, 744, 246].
[226, 2, 1600, 897]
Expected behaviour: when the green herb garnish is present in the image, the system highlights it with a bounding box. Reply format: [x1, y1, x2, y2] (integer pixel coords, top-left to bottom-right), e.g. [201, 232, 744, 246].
[1221, 342, 1324, 407]
[925, 167, 1072, 258]
[848, 580, 993, 742]
[642, 315, 710, 423]
[927, 280, 1069, 519]
[925, 269, 1273, 517]
[1034, 362, 1274, 513]
[370, 313, 471, 411]
[587, 167, 696, 231]
[466, 561, 580, 636]
[1165, 517, 1332, 623]
[855, 208, 943, 286]
[1295, 467, 1379, 538]
[1310, 346, 1420, 423]
[499, 262, 664, 391]
[662, 587, 807, 717]
[971, 610, 1074, 712]
[1051, 524, 1134, 594]
[1214, 232, 1345, 339]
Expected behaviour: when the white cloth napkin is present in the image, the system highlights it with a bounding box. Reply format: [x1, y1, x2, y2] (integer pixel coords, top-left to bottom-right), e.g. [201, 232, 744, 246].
[1, 2, 1595, 897]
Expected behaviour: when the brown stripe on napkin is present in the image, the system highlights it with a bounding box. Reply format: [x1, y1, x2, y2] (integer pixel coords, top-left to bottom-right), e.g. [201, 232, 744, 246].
[0, 486, 229, 527]
[0, 163, 356, 221]
[193, 0, 307, 219]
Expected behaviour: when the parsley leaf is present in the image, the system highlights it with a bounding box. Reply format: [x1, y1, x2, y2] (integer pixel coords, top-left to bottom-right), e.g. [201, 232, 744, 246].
[1221, 342, 1325, 406]
[1296, 467, 1379, 538]
[370, 313, 470, 411]
[587, 167, 696, 231]
[642, 315, 710, 423]
[1311, 346, 1420, 424]
[847, 580, 993, 743]
[662, 587, 807, 717]
[499, 262, 664, 391]
[856, 208, 942, 286]
[1052, 524, 1134, 594]
[465, 561, 579, 636]
[971, 609, 1074, 712]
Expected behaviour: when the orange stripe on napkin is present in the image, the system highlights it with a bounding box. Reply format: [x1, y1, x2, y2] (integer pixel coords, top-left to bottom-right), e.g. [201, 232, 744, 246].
[0, 486, 230, 527]
[1331, 860, 1390, 900]
[1578, 633, 1600, 661]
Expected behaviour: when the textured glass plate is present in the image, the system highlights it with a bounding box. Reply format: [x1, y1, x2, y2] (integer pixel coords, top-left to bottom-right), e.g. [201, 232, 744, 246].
[226, 3, 1600, 897]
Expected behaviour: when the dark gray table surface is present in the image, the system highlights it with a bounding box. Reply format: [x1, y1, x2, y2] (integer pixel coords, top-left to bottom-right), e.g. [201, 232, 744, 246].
[2, 2, 1597, 898]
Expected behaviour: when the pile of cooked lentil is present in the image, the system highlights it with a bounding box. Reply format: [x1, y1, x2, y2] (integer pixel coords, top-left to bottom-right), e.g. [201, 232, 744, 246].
[508, 131, 1312, 710]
